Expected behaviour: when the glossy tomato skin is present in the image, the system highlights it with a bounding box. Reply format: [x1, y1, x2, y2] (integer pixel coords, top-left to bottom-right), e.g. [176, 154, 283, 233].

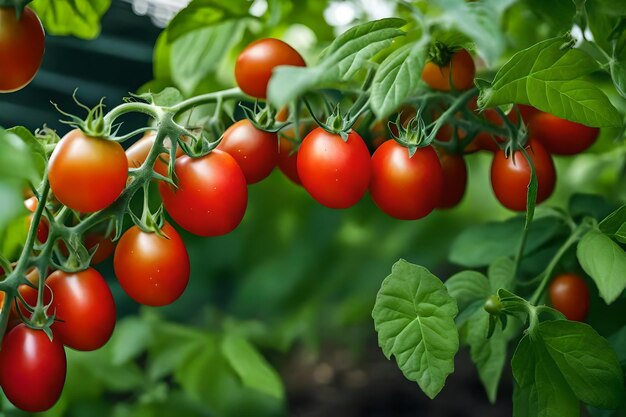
[531, 113, 599, 155]
[0, 7, 45, 92]
[491, 139, 556, 211]
[46, 268, 116, 351]
[549, 273, 589, 321]
[49, 129, 128, 213]
[370, 141, 444, 220]
[24, 196, 48, 243]
[278, 136, 301, 185]
[0, 325, 66, 412]
[235, 38, 306, 99]
[114, 222, 190, 306]
[297, 128, 371, 209]
[218, 120, 278, 184]
[159, 151, 248, 236]
[422, 49, 475, 91]
[437, 152, 467, 209]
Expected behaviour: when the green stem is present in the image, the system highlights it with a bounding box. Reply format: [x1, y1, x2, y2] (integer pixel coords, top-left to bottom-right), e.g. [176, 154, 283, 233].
[170, 88, 246, 115]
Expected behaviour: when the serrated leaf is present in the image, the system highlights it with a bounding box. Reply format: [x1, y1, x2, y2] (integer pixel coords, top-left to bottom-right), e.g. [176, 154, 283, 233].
[30, 0, 111, 39]
[372, 260, 458, 399]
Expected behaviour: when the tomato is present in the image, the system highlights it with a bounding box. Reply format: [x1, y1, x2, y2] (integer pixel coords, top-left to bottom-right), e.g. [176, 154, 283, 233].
[491, 139, 556, 211]
[517, 104, 540, 125]
[49, 129, 128, 213]
[125, 132, 185, 175]
[46, 268, 116, 351]
[370, 140, 443, 220]
[0, 325, 66, 412]
[0, 7, 45, 92]
[159, 151, 248, 236]
[84, 233, 115, 264]
[235, 38, 306, 99]
[24, 196, 48, 243]
[114, 222, 190, 306]
[0, 291, 21, 330]
[422, 49, 475, 91]
[297, 128, 371, 209]
[437, 152, 467, 209]
[549, 273, 589, 321]
[531, 113, 599, 155]
[218, 120, 278, 184]
[278, 136, 301, 185]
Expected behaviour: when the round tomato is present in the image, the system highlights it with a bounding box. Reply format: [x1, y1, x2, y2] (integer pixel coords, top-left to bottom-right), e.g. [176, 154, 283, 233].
[218, 120, 278, 184]
[84, 233, 115, 264]
[278, 136, 301, 185]
[0, 325, 66, 412]
[24, 196, 48, 243]
[370, 140, 443, 220]
[0, 7, 45, 92]
[297, 128, 371, 209]
[422, 49, 475, 91]
[235, 38, 306, 99]
[437, 152, 467, 209]
[491, 139, 556, 211]
[114, 222, 190, 306]
[159, 151, 248, 236]
[531, 113, 599, 155]
[549, 273, 589, 321]
[49, 129, 128, 213]
[46, 268, 116, 351]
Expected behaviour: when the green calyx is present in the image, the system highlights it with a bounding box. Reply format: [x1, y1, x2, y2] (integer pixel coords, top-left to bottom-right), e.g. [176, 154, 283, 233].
[390, 109, 429, 157]
[53, 92, 112, 139]
[240, 102, 286, 133]
[427, 41, 458, 67]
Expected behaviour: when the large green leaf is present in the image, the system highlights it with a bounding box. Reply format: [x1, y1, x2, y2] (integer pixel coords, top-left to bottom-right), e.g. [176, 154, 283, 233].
[30, 0, 111, 39]
[373, 260, 458, 399]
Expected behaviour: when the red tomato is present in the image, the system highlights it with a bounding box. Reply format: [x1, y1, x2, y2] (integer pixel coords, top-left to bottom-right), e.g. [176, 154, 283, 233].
[235, 38, 306, 99]
[549, 273, 589, 321]
[159, 151, 248, 236]
[125, 132, 185, 175]
[49, 129, 128, 213]
[437, 152, 467, 209]
[278, 136, 301, 185]
[517, 104, 540, 125]
[46, 268, 116, 351]
[114, 222, 190, 306]
[0, 325, 66, 412]
[0, 291, 21, 330]
[218, 120, 278, 184]
[531, 113, 599, 155]
[297, 128, 371, 209]
[24, 196, 48, 243]
[84, 233, 116, 264]
[422, 49, 475, 91]
[370, 140, 443, 220]
[491, 139, 556, 211]
[0, 7, 45, 92]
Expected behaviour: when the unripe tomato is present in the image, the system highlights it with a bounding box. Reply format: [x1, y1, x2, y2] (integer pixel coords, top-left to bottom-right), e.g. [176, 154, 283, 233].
[297, 128, 371, 209]
[437, 152, 467, 209]
[490, 139, 556, 211]
[49, 129, 128, 213]
[549, 273, 589, 321]
[531, 113, 599, 155]
[218, 120, 278, 184]
[159, 150, 248, 236]
[47, 268, 116, 351]
[24, 196, 48, 243]
[370, 140, 443, 220]
[422, 49, 475, 91]
[235, 38, 306, 99]
[0, 325, 66, 412]
[114, 222, 190, 306]
[278, 136, 301, 185]
[0, 7, 45, 92]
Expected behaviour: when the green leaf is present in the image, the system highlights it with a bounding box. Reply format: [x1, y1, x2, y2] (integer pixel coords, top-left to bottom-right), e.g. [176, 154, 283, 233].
[599, 205, 626, 235]
[607, 326, 626, 367]
[8, 127, 46, 179]
[487, 257, 516, 291]
[370, 41, 427, 119]
[445, 271, 490, 311]
[221, 335, 284, 400]
[372, 260, 459, 399]
[30, 0, 111, 39]
[577, 230, 626, 304]
[111, 318, 153, 366]
[479, 37, 622, 127]
[268, 18, 405, 107]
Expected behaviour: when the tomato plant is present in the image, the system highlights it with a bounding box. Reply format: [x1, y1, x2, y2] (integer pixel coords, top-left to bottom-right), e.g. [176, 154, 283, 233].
[422, 48, 475, 92]
[548, 273, 590, 321]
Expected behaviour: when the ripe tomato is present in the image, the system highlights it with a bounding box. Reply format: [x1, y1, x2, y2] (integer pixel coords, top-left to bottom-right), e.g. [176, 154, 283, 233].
[517, 104, 540, 125]
[491, 139, 556, 211]
[24, 196, 48, 243]
[0, 325, 66, 412]
[278, 136, 301, 185]
[46, 268, 116, 351]
[125, 132, 185, 175]
[159, 151, 248, 236]
[297, 128, 371, 209]
[549, 273, 589, 321]
[235, 38, 306, 99]
[0, 7, 45, 92]
[84, 233, 115, 264]
[49, 129, 128, 213]
[218, 120, 278, 184]
[370, 140, 443, 220]
[531, 113, 599, 155]
[114, 222, 190, 306]
[437, 152, 467, 209]
[422, 49, 475, 91]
